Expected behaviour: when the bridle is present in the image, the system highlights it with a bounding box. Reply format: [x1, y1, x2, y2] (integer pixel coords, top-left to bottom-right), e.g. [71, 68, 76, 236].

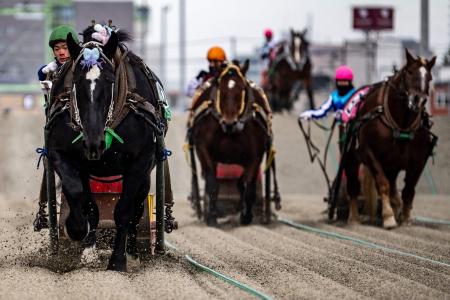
[389, 61, 430, 113]
[70, 41, 116, 134]
[213, 64, 249, 133]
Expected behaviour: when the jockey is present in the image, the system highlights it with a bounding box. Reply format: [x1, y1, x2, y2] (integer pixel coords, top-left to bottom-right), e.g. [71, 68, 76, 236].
[260, 28, 277, 88]
[37, 25, 79, 90]
[261, 28, 276, 67]
[299, 65, 355, 121]
[185, 46, 227, 98]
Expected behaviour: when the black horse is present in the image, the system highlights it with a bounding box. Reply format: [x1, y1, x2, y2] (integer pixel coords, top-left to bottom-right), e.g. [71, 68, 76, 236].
[46, 29, 167, 271]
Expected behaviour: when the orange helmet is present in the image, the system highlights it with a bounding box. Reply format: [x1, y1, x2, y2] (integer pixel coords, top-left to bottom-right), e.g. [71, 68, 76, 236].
[207, 46, 227, 62]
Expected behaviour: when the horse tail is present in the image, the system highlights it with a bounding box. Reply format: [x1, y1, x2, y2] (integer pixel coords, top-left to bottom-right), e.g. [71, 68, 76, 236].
[361, 165, 377, 223]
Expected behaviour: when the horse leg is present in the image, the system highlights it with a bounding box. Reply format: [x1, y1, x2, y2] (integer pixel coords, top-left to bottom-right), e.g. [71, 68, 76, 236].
[304, 77, 315, 110]
[367, 154, 397, 229]
[401, 166, 423, 225]
[204, 168, 219, 226]
[52, 154, 90, 241]
[126, 178, 149, 259]
[386, 170, 402, 222]
[107, 170, 150, 272]
[240, 164, 259, 225]
[345, 155, 361, 224]
[196, 147, 218, 226]
[80, 174, 99, 248]
[361, 165, 377, 223]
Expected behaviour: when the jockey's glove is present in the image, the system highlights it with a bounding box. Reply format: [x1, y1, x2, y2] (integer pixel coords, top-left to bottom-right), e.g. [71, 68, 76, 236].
[196, 70, 208, 80]
[42, 62, 58, 74]
[40, 80, 53, 92]
[299, 111, 313, 121]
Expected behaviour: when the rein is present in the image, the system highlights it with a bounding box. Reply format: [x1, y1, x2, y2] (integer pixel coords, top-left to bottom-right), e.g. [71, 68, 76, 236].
[297, 119, 335, 191]
[215, 64, 247, 123]
[374, 75, 424, 141]
[46, 44, 167, 149]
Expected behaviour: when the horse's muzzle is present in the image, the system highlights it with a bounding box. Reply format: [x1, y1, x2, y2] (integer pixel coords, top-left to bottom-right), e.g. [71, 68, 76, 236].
[83, 140, 105, 161]
[408, 94, 428, 112]
[220, 119, 244, 134]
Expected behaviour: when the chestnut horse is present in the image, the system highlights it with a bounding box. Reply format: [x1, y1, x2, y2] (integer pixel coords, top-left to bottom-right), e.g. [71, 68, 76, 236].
[343, 49, 437, 228]
[267, 29, 315, 112]
[188, 61, 280, 226]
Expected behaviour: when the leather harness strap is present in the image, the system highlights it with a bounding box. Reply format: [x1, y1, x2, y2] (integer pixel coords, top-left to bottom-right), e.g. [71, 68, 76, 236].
[187, 78, 272, 137]
[46, 47, 162, 133]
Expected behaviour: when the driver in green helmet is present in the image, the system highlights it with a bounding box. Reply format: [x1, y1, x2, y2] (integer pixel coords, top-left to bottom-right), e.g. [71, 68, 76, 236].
[33, 25, 78, 232]
[38, 25, 79, 89]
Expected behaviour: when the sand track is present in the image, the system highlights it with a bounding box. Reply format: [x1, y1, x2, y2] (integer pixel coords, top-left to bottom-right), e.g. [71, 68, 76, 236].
[0, 112, 449, 299]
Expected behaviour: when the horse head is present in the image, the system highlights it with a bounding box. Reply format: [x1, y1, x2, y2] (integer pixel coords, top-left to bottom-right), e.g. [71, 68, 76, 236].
[67, 31, 118, 160]
[216, 60, 249, 133]
[400, 48, 436, 111]
[289, 28, 309, 67]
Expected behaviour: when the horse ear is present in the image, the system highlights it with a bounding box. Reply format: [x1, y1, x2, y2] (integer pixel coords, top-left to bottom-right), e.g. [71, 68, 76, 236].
[427, 56, 437, 70]
[102, 31, 118, 59]
[302, 28, 308, 37]
[67, 32, 81, 60]
[241, 59, 250, 76]
[231, 59, 240, 66]
[405, 48, 415, 65]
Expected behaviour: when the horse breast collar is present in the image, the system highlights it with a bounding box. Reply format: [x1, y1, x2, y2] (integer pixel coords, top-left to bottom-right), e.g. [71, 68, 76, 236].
[47, 43, 164, 137]
[188, 64, 272, 135]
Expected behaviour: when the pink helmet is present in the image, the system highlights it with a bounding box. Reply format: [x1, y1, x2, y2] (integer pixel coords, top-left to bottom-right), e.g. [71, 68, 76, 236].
[335, 65, 353, 81]
[264, 28, 273, 39]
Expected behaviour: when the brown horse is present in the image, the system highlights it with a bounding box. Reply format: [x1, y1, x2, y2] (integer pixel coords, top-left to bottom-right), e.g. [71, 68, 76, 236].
[343, 49, 437, 228]
[267, 29, 314, 112]
[188, 61, 279, 226]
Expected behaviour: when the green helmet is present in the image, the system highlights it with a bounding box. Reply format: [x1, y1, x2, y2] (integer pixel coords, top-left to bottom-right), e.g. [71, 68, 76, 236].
[49, 25, 79, 48]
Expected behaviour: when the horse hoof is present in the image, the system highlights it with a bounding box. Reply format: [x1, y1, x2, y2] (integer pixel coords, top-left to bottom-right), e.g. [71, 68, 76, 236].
[107, 254, 127, 272]
[206, 217, 218, 227]
[347, 218, 361, 225]
[400, 216, 413, 226]
[383, 215, 398, 229]
[126, 253, 141, 271]
[82, 230, 96, 248]
[64, 218, 90, 241]
[240, 214, 253, 225]
[260, 215, 271, 225]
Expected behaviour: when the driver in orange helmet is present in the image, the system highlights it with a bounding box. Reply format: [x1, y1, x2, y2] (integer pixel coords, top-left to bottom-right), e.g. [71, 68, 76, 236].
[186, 46, 227, 97]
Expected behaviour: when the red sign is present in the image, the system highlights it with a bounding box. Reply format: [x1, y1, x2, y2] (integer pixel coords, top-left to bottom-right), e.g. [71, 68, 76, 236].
[353, 7, 394, 31]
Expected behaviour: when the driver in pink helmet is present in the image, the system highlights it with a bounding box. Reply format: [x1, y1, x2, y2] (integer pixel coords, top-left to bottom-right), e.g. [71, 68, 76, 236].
[260, 28, 277, 88]
[299, 65, 356, 120]
[261, 28, 275, 63]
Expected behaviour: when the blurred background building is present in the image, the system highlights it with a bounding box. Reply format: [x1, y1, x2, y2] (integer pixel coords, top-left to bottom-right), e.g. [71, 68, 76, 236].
[0, 0, 449, 114]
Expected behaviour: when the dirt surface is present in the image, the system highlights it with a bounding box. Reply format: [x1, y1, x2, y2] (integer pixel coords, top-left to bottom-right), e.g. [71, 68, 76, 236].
[0, 110, 449, 299]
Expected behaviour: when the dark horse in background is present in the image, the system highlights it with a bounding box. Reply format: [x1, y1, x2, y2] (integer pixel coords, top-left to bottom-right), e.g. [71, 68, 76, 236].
[46, 28, 167, 271]
[188, 61, 280, 226]
[267, 29, 315, 112]
[343, 49, 436, 229]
